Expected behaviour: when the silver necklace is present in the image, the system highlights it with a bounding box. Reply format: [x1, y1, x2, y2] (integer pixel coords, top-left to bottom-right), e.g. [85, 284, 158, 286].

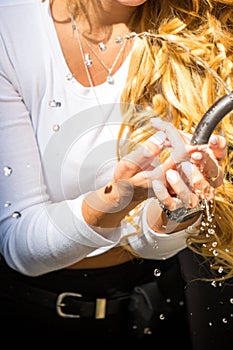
[68, 12, 128, 85]
[69, 14, 94, 88]
[97, 36, 124, 52]
[81, 35, 127, 84]
[68, 13, 115, 110]
[68, 12, 124, 141]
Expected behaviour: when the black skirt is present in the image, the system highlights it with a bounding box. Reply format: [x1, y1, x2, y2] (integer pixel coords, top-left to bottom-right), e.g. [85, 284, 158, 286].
[0, 253, 190, 346]
[1, 249, 232, 348]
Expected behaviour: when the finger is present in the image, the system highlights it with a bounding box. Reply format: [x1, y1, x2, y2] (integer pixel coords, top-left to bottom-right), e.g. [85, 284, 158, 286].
[208, 134, 227, 162]
[152, 179, 183, 211]
[151, 118, 189, 165]
[181, 130, 227, 162]
[179, 161, 215, 201]
[190, 149, 224, 188]
[165, 169, 198, 208]
[145, 131, 167, 155]
[114, 131, 166, 180]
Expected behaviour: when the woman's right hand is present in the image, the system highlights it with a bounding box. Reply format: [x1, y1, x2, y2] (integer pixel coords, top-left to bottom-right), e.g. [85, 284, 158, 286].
[81, 130, 167, 232]
[112, 130, 167, 202]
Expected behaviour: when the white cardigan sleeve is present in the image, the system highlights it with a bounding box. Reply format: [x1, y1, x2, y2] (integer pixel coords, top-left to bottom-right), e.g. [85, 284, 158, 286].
[125, 198, 201, 259]
[0, 35, 121, 277]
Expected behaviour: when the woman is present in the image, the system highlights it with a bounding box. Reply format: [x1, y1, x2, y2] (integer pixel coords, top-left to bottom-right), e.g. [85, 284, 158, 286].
[0, 0, 232, 347]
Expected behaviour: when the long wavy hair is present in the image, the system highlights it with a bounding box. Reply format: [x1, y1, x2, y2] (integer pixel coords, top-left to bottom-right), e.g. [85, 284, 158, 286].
[64, 0, 233, 280]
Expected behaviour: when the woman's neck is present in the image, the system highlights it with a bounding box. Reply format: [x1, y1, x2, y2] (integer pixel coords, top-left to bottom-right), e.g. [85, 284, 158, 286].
[72, 0, 137, 43]
[79, 0, 137, 26]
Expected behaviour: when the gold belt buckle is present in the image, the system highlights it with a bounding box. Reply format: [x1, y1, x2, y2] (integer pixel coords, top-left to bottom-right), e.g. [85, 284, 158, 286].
[56, 292, 107, 319]
[56, 292, 82, 318]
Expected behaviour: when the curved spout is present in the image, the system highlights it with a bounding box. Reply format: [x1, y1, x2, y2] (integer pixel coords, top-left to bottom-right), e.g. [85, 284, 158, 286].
[191, 91, 233, 145]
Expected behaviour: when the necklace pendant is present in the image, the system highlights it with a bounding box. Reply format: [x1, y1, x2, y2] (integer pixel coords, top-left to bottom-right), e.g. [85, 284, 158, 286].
[115, 36, 123, 44]
[84, 53, 92, 67]
[99, 42, 106, 52]
[106, 75, 114, 84]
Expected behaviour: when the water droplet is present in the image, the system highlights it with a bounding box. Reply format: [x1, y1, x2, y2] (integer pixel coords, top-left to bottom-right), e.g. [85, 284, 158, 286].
[209, 322, 213, 326]
[166, 298, 171, 303]
[66, 73, 73, 80]
[213, 250, 218, 256]
[3, 166, 12, 176]
[154, 268, 161, 277]
[153, 240, 158, 249]
[52, 124, 60, 132]
[12, 211, 21, 219]
[211, 281, 217, 287]
[230, 298, 233, 304]
[218, 266, 224, 274]
[49, 100, 62, 107]
[4, 201, 11, 208]
[222, 318, 228, 324]
[144, 327, 152, 335]
[179, 300, 184, 306]
[159, 314, 165, 320]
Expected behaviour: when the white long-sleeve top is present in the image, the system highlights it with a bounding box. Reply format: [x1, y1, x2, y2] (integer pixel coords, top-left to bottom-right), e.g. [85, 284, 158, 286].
[0, 0, 200, 276]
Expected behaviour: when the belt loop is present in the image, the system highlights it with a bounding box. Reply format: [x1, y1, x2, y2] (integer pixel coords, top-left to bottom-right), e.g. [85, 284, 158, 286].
[95, 298, 107, 319]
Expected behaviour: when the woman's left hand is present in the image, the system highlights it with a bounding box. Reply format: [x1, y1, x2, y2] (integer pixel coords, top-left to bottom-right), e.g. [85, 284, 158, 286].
[150, 118, 226, 207]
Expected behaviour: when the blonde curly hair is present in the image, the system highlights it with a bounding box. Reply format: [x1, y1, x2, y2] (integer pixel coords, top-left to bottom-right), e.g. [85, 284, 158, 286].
[118, 0, 233, 281]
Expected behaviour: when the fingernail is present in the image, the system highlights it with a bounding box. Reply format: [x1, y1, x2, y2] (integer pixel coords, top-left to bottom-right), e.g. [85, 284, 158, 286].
[166, 169, 178, 183]
[210, 135, 217, 145]
[148, 131, 166, 146]
[181, 161, 194, 175]
[152, 179, 163, 191]
[191, 152, 202, 160]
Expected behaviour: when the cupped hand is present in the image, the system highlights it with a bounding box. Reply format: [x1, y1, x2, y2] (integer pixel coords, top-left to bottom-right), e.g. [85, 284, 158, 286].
[149, 118, 226, 211]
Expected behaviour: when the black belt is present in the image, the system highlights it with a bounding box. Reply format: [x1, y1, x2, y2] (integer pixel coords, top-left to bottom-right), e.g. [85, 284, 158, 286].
[1, 278, 130, 319]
